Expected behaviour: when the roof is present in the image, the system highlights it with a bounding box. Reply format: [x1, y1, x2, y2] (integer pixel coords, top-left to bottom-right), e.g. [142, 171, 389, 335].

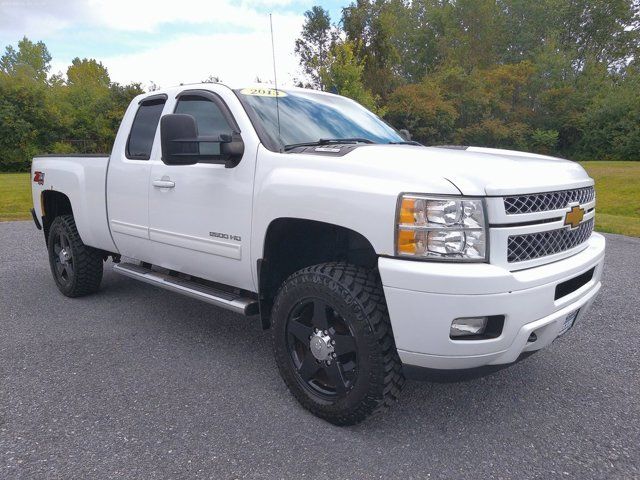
[136, 82, 336, 102]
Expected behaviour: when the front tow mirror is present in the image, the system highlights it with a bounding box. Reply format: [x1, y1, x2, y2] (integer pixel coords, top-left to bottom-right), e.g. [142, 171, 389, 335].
[161, 114, 199, 165]
[219, 133, 245, 167]
[399, 129, 412, 142]
[160, 114, 244, 167]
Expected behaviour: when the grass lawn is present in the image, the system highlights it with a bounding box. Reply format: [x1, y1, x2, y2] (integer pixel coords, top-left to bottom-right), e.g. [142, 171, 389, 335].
[580, 161, 640, 238]
[0, 173, 31, 222]
[1, 162, 639, 236]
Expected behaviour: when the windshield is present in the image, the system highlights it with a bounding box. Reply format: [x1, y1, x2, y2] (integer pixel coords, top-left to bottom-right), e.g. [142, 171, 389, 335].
[235, 87, 404, 151]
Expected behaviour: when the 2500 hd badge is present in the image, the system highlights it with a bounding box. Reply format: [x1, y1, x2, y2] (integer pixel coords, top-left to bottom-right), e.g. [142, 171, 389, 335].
[210, 231, 241, 242]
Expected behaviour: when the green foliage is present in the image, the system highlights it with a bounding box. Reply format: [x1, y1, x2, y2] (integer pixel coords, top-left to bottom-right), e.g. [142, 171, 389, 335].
[530, 130, 560, 155]
[438, 0, 507, 70]
[385, 81, 458, 143]
[67, 58, 111, 87]
[0, 38, 144, 171]
[455, 119, 530, 150]
[320, 41, 382, 114]
[0, 72, 56, 171]
[575, 75, 640, 160]
[0, 37, 52, 82]
[342, 0, 402, 98]
[295, 1, 640, 160]
[294, 6, 336, 89]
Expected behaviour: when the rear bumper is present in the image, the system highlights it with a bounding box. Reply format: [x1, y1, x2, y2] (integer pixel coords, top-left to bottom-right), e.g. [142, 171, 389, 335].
[378, 233, 605, 370]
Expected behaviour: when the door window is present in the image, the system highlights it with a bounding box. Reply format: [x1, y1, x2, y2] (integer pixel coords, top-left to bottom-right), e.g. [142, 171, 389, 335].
[175, 95, 233, 140]
[126, 98, 166, 160]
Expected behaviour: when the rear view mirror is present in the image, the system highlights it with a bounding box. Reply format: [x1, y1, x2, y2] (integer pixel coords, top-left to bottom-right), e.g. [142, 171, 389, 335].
[160, 114, 244, 167]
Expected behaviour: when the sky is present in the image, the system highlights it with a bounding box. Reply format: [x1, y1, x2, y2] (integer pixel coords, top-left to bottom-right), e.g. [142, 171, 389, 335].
[0, 0, 347, 89]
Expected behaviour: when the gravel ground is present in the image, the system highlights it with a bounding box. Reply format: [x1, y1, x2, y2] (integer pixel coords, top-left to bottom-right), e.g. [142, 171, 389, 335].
[1, 221, 638, 479]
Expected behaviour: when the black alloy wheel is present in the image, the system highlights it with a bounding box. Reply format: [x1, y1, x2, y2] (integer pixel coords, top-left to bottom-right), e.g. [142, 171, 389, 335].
[52, 228, 74, 286]
[286, 297, 358, 399]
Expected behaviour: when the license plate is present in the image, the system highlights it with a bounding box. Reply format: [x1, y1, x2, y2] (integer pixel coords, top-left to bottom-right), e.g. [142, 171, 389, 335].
[558, 309, 580, 336]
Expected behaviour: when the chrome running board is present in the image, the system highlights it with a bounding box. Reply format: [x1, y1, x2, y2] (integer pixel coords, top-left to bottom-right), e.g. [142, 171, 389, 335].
[113, 262, 259, 316]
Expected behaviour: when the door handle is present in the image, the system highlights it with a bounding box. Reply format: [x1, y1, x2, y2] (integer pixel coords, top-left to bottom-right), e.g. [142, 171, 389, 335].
[152, 179, 175, 188]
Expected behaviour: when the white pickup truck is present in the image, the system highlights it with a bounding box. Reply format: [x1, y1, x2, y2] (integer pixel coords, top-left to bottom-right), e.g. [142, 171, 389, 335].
[31, 83, 605, 425]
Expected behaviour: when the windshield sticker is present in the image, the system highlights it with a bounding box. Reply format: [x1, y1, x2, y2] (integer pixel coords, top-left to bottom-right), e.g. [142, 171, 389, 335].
[240, 87, 288, 97]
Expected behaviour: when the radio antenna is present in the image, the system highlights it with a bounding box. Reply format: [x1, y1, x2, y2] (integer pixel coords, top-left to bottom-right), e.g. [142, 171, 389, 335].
[269, 13, 281, 138]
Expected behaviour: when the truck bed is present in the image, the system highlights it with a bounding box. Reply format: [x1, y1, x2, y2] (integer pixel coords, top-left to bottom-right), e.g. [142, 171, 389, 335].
[31, 154, 117, 253]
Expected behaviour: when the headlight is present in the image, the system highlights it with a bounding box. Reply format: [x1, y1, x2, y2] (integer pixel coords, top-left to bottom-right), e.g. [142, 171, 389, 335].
[396, 194, 487, 261]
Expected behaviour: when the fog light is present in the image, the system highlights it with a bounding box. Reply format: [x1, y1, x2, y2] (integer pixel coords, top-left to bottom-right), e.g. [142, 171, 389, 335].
[450, 317, 488, 338]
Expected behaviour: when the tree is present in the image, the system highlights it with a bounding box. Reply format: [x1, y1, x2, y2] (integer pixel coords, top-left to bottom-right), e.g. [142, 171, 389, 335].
[0, 71, 60, 170]
[438, 0, 508, 71]
[575, 75, 640, 160]
[0, 36, 52, 82]
[295, 6, 336, 89]
[0, 38, 146, 170]
[529, 129, 560, 155]
[553, 0, 640, 72]
[455, 118, 530, 150]
[66, 58, 110, 88]
[342, 0, 402, 98]
[385, 81, 458, 144]
[320, 41, 381, 114]
[400, 0, 448, 81]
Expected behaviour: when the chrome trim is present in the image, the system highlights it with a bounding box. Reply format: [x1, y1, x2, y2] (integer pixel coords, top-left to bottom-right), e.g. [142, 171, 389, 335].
[489, 208, 596, 270]
[504, 186, 595, 215]
[507, 218, 594, 263]
[485, 195, 596, 226]
[397, 225, 484, 232]
[113, 263, 257, 315]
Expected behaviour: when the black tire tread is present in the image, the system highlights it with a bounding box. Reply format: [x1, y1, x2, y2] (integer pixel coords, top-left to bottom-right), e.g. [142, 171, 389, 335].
[272, 262, 405, 425]
[48, 215, 103, 297]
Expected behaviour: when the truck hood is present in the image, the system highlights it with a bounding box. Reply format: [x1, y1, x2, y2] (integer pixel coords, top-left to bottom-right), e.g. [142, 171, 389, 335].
[343, 144, 593, 196]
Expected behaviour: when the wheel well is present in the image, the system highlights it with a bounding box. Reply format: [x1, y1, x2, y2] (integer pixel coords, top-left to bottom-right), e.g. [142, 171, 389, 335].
[258, 218, 378, 328]
[41, 191, 73, 244]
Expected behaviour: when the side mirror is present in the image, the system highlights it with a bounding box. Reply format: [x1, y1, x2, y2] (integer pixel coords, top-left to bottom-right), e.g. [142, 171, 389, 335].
[161, 114, 199, 165]
[219, 133, 245, 168]
[399, 129, 412, 142]
[160, 114, 244, 167]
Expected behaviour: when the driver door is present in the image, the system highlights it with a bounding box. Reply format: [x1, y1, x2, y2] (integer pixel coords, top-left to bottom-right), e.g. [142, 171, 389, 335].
[147, 89, 256, 291]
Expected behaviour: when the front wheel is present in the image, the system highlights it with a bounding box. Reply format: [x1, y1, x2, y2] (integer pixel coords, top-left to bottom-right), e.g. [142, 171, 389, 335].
[271, 262, 404, 425]
[47, 215, 103, 297]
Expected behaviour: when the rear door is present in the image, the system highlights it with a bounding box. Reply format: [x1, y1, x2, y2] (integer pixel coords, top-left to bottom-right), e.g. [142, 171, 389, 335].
[107, 94, 168, 261]
[147, 88, 257, 291]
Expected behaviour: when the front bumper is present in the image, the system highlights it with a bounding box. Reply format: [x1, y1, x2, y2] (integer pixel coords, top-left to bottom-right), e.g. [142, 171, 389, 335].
[379, 233, 605, 370]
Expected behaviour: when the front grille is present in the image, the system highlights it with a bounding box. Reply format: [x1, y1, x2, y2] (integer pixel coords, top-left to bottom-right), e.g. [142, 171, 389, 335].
[504, 187, 595, 215]
[507, 218, 594, 263]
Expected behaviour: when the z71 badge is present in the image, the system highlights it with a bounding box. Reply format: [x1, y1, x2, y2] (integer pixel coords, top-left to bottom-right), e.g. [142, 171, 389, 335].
[210, 232, 241, 242]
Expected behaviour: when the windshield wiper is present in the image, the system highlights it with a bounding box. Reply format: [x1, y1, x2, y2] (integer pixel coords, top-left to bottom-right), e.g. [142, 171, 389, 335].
[284, 138, 376, 151]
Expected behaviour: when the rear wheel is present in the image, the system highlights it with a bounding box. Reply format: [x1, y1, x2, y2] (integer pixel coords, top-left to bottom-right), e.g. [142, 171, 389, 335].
[47, 215, 103, 297]
[271, 262, 404, 425]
